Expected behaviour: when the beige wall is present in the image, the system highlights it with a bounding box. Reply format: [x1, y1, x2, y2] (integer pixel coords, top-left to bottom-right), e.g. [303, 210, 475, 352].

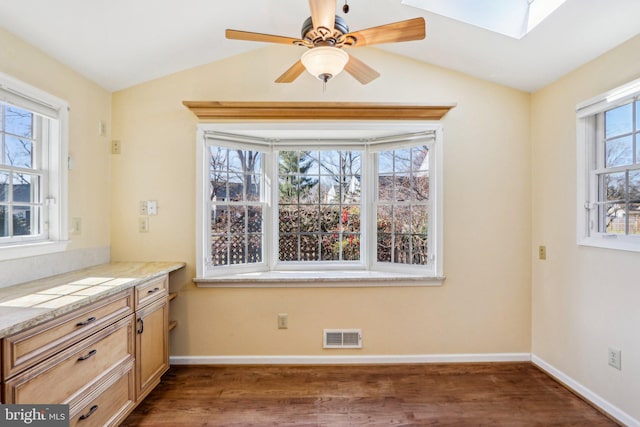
[111, 45, 532, 357]
[0, 27, 112, 253]
[531, 34, 640, 421]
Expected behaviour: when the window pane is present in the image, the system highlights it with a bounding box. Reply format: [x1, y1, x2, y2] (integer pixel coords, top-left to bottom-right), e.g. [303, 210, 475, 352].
[629, 171, 640, 203]
[279, 205, 299, 233]
[4, 106, 33, 138]
[395, 173, 411, 201]
[605, 135, 633, 167]
[601, 172, 625, 202]
[343, 233, 360, 261]
[0, 205, 7, 237]
[229, 206, 246, 234]
[300, 235, 319, 261]
[209, 147, 228, 171]
[211, 205, 228, 233]
[13, 205, 33, 236]
[604, 203, 626, 234]
[394, 148, 412, 173]
[377, 233, 392, 262]
[279, 234, 298, 261]
[229, 235, 245, 265]
[320, 233, 340, 261]
[411, 235, 429, 265]
[410, 205, 429, 234]
[393, 206, 410, 234]
[5, 135, 33, 168]
[211, 235, 228, 266]
[245, 174, 261, 201]
[412, 174, 430, 201]
[629, 203, 640, 235]
[377, 205, 392, 232]
[13, 173, 38, 203]
[299, 206, 320, 233]
[247, 234, 262, 263]
[342, 206, 360, 233]
[394, 234, 412, 264]
[605, 102, 633, 138]
[0, 171, 8, 201]
[378, 174, 393, 201]
[247, 206, 262, 233]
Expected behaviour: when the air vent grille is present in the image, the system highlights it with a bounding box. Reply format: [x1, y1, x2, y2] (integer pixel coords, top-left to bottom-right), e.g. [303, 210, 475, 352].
[323, 329, 362, 349]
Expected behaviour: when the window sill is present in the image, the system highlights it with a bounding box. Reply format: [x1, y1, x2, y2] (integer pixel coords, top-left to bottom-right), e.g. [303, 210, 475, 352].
[0, 240, 70, 262]
[578, 236, 640, 253]
[194, 270, 445, 288]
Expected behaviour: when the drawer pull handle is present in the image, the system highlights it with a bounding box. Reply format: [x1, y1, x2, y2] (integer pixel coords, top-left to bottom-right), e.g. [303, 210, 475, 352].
[147, 287, 161, 294]
[79, 405, 98, 420]
[77, 349, 97, 361]
[76, 316, 97, 327]
[137, 318, 144, 334]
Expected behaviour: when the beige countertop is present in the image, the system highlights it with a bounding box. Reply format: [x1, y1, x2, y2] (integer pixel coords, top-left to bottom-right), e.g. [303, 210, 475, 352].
[0, 262, 184, 338]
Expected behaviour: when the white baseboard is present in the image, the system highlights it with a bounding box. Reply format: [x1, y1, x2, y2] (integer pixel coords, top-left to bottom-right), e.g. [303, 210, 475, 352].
[532, 354, 639, 427]
[170, 352, 531, 366]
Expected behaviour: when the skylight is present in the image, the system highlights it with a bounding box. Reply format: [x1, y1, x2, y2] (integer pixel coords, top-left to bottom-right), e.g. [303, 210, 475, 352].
[401, 0, 568, 39]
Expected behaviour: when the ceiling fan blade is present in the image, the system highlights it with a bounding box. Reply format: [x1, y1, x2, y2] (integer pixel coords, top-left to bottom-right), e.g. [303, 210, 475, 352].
[226, 29, 301, 46]
[275, 60, 307, 83]
[346, 17, 426, 47]
[309, 0, 336, 30]
[344, 54, 380, 85]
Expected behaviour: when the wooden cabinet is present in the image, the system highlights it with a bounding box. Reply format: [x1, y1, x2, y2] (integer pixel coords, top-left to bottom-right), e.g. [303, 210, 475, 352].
[1, 289, 136, 425]
[0, 265, 180, 426]
[135, 295, 169, 400]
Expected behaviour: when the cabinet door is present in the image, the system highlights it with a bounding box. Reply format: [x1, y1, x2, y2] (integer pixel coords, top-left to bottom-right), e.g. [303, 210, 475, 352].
[135, 297, 169, 401]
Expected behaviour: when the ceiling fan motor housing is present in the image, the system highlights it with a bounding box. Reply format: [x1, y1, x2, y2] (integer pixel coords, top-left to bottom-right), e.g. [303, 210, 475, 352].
[301, 15, 350, 46]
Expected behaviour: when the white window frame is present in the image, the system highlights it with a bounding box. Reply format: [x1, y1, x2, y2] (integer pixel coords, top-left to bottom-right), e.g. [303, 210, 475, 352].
[0, 72, 69, 261]
[195, 121, 444, 283]
[577, 77, 640, 251]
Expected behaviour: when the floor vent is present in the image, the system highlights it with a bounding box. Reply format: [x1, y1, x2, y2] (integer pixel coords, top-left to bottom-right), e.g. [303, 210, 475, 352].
[323, 329, 362, 349]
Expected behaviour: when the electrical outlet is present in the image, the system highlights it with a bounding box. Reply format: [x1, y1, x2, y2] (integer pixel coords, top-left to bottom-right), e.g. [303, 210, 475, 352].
[138, 217, 149, 233]
[608, 348, 621, 370]
[111, 140, 121, 154]
[278, 313, 288, 329]
[538, 245, 547, 260]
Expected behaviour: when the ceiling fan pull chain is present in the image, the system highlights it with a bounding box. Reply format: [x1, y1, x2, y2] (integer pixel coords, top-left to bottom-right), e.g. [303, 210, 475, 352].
[343, 1, 349, 14]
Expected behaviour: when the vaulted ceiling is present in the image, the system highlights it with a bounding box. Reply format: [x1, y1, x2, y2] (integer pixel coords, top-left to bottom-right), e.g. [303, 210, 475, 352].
[1, 0, 639, 92]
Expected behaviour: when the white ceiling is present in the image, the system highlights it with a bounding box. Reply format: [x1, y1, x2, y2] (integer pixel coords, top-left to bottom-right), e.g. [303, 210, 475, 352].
[0, 0, 638, 93]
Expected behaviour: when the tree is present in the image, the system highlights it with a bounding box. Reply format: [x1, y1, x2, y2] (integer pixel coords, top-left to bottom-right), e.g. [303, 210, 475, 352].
[278, 151, 318, 202]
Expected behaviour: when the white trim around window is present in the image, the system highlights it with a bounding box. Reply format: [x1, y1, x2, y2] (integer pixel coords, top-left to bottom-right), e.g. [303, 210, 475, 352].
[576, 77, 640, 251]
[0, 72, 69, 261]
[194, 121, 445, 286]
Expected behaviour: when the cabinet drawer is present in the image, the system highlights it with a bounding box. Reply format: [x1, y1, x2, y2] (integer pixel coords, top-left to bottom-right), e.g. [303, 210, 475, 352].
[3, 315, 135, 405]
[135, 275, 168, 308]
[2, 289, 134, 379]
[69, 361, 135, 427]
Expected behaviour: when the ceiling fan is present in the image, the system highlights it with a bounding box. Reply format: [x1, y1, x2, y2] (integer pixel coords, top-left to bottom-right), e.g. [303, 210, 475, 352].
[225, 0, 426, 86]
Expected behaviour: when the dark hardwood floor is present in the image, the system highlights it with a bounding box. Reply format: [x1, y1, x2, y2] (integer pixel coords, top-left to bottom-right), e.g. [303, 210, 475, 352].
[121, 363, 618, 426]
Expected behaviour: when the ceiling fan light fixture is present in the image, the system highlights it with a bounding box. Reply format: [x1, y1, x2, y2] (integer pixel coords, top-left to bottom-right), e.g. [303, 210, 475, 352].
[301, 46, 349, 82]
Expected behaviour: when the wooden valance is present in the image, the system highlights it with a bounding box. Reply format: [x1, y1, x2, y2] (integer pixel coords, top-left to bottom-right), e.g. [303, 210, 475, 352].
[182, 101, 455, 121]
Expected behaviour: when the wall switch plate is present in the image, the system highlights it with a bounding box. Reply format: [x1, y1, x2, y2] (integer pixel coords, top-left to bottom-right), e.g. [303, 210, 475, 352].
[147, 200, 158, 215]
[277, 313, 288, 329]
[99, 120, 107, 137]
[608, 348, 621, 370]
[139, 201, 148, 215]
